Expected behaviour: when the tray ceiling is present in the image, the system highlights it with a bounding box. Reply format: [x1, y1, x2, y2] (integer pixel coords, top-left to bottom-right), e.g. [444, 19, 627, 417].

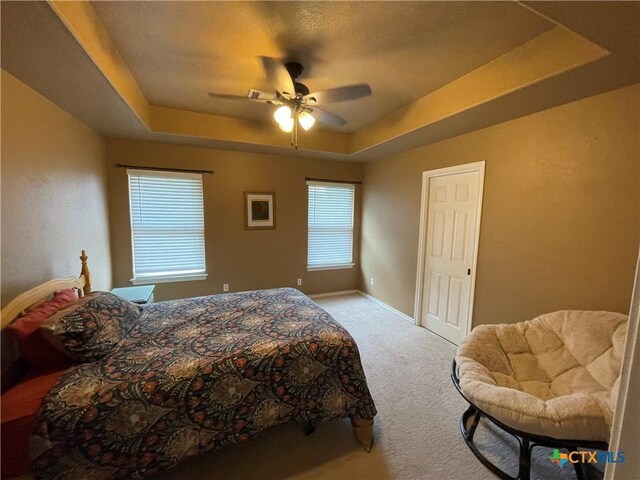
[2, 1, 638, 160]
[90, 1, 553, 132]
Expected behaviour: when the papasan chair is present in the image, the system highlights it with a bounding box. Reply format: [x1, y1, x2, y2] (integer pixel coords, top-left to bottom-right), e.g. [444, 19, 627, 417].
[452, 310, 628, 480]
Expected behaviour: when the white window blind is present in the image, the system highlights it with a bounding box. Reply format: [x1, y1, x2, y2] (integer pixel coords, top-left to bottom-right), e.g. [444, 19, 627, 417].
[307, 181, 355, 270]
[128, 169, 206, 283]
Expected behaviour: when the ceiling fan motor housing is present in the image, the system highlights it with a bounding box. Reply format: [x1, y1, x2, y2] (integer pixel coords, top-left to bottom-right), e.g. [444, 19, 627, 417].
[284, 61, 304, 79]
[285, 62, 310, 96]
[294, 81, 310, 96]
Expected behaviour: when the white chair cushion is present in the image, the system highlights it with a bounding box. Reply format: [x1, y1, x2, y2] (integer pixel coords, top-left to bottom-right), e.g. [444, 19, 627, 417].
[455, 310, 628, 441]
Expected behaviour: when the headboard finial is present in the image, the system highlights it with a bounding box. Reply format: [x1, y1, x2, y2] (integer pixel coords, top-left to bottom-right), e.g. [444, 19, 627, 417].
[80, 250, 92, 294]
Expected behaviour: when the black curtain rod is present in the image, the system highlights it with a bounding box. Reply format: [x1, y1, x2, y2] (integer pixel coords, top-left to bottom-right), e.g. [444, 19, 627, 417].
[115, 163, 214, 175]
[305, 177, 361, 185]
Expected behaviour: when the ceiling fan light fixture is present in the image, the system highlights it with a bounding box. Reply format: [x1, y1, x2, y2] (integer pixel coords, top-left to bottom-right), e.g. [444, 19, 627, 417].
[278, 116, 294, 133]
[274, 105, 292, 125]
[298, 111, 316, 131]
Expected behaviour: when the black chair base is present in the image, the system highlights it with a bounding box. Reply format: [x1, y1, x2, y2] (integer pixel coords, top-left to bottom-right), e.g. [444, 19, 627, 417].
[452, 359, 608, 480]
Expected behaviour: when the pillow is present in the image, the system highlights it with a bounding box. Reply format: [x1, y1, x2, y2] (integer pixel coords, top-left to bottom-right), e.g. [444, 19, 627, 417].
[7, 288, 79, 369]
[1, 368, 67, 478]
[40, 292, 141, 363]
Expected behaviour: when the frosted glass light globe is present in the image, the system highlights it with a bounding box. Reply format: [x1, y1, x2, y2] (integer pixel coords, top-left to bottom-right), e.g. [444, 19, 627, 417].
[278, 116, 294, 132]
[274, 105, 292, 125]
[298, 111, 316, 131]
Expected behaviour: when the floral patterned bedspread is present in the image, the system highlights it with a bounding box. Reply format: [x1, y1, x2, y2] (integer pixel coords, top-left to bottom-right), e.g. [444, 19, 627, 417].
[31, 288, 376, 479]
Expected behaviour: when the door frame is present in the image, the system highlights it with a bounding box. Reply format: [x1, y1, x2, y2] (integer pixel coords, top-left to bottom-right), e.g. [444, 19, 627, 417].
[413, 161, 485, 341]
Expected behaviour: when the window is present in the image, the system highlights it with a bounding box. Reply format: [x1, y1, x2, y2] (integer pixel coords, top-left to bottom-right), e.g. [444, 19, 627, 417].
[128, 169, 206, 284]
[307, 181, 355, 270]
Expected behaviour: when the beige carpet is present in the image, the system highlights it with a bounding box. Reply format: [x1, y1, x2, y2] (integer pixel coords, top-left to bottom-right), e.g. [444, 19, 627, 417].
[157, 293, 602, 480]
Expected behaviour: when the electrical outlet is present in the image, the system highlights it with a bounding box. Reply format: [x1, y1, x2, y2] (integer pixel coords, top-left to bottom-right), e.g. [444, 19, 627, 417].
[297, 278, 302, 286]
[223, 284, 229, 292]
[370, 277, 375, 286]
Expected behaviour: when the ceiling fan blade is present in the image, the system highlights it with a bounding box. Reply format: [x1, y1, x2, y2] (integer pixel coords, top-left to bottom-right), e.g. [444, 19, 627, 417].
[308, 107, 347, 126]
[259, 56, 295, 98]
[304, 83, 372, 105]
[208, 90, 277, 103]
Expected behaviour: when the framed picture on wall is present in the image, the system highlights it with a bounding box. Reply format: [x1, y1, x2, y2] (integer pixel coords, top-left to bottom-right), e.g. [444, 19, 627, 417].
[244, 192, 276, 230]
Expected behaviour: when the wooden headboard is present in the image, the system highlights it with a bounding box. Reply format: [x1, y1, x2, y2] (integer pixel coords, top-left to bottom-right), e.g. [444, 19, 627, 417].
[1, 250, 92, 330]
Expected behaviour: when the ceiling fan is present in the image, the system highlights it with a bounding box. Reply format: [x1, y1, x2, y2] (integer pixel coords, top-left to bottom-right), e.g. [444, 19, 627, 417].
[208, 57, 372, 148]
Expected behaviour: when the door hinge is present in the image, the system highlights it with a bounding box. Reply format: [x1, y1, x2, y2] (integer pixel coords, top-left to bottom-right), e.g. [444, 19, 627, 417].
[467, 268, 471, 275]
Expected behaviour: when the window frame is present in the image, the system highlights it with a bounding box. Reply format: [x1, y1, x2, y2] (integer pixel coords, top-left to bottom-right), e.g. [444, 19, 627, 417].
[306, 180, 356, 272]
[127, 169, 207, 285]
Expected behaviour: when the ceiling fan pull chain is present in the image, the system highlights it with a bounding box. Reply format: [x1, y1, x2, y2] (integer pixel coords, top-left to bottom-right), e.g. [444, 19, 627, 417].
[294, 111, 299, 150]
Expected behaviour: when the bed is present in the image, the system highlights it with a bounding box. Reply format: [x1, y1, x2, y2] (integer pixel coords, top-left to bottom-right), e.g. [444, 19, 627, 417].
[1, 252, 377, 479]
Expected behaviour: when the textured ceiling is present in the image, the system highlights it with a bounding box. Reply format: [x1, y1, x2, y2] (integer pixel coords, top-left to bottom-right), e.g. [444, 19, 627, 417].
[3, 1, 638, 160]
[90, 1, 553, 132]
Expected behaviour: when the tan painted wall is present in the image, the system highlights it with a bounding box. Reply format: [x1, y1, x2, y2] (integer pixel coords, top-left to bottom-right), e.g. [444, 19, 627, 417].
[106, 138, 363, 301]
[1, 70, 112, 306]
[360, 83, 640, 326]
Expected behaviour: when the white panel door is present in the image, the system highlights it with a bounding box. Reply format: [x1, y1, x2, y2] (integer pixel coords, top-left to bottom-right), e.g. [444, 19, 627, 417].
[421, 171, 480, 344]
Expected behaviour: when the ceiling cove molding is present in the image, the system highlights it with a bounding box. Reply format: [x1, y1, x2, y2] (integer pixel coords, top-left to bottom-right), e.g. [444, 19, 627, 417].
[45, 1, 610, 158]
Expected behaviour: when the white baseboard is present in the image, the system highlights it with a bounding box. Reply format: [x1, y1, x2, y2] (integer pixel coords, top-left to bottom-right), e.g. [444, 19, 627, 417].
[357, 291, 415, 324]
[308, 289, 359, 299]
